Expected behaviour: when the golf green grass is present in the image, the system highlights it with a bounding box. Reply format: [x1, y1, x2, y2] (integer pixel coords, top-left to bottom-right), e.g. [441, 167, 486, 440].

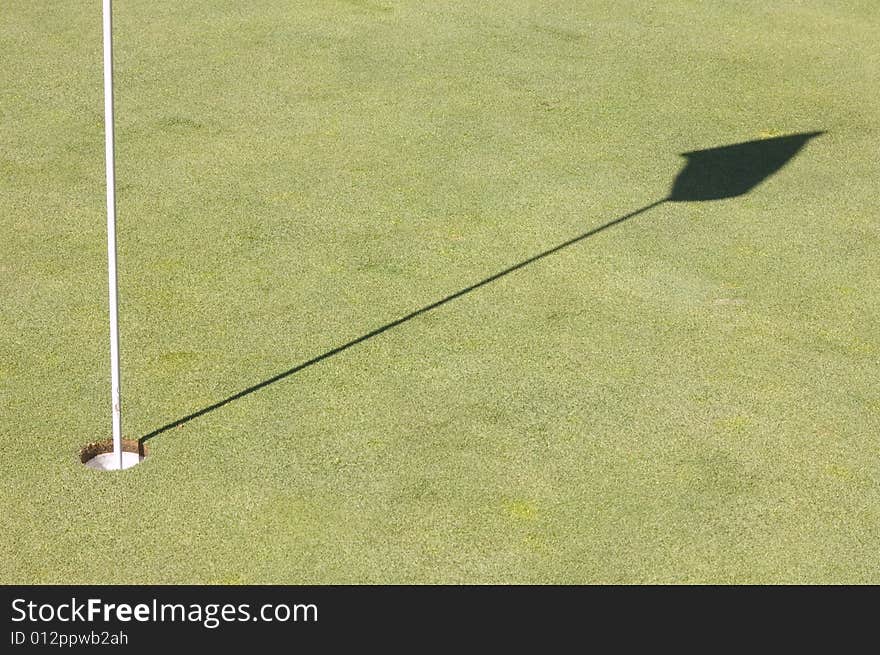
[2, 0, 878, 583]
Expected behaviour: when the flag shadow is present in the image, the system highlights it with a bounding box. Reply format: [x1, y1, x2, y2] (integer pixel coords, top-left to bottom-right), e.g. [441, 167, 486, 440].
[139, 131, 823, 445]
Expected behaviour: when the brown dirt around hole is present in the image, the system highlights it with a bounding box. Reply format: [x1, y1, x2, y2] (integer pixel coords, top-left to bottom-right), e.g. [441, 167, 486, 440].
[79, 439, 146, 464]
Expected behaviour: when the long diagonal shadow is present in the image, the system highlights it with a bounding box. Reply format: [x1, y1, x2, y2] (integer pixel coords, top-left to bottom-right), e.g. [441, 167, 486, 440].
[140, 198, 665, 443]
[139, 132, 823, 444]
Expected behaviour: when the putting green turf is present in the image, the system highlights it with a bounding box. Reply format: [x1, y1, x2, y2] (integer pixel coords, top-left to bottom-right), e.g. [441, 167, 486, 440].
[2, 1, 878, 583]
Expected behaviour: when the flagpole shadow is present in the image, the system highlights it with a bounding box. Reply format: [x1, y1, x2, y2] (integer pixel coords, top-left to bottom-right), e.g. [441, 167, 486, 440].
[139, 198, 666, 444]
[139, 131, 823, 445]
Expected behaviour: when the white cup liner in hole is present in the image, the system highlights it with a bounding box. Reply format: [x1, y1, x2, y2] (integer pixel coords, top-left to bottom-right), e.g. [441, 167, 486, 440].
[80, 439, 146, 471]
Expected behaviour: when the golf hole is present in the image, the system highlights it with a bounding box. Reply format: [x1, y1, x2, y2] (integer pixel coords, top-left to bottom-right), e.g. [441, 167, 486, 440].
[80, 439, 146, 471]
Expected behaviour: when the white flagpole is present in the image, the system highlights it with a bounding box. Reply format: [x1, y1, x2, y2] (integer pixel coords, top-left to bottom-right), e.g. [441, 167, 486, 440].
[102, 0, 123, 470]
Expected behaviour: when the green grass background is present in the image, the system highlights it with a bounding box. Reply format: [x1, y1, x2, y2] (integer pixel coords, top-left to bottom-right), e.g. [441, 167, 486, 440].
[1, 1, 878, 583]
